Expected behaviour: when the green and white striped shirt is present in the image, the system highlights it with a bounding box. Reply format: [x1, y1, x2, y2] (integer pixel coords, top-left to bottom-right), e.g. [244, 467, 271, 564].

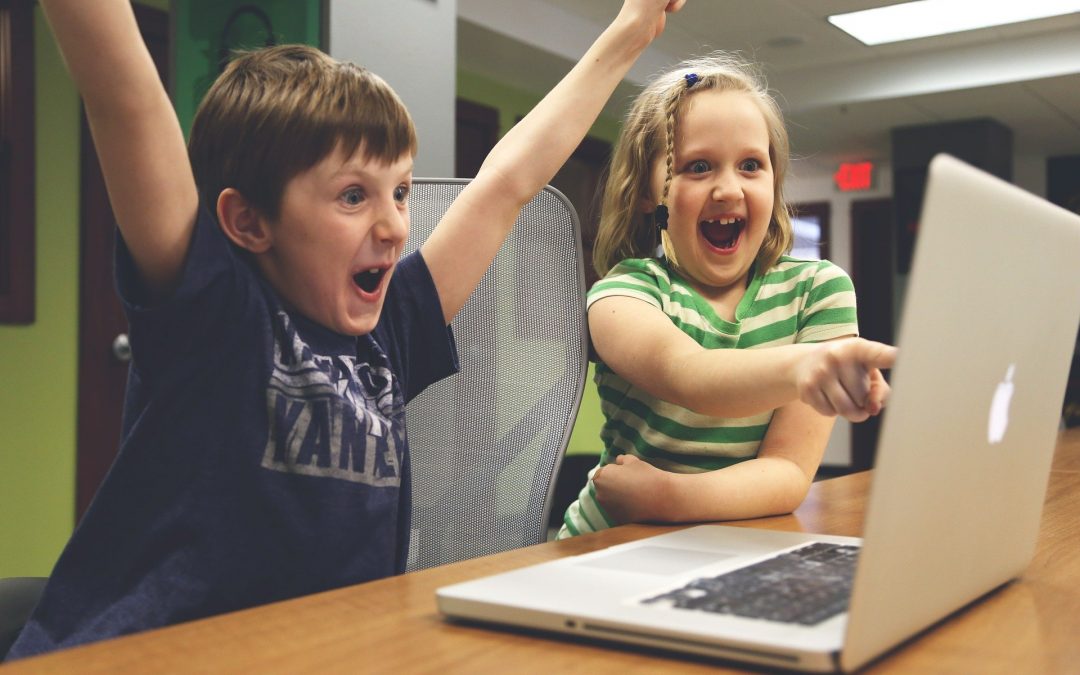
[558, 256, 858, 538]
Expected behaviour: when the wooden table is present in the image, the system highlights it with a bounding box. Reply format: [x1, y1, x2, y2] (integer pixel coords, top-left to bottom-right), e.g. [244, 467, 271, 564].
[6, 429, 1079, 674]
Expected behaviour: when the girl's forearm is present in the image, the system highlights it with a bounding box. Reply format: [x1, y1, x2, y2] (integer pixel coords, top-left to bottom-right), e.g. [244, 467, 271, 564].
[656, 457, 812, 523]
[663, 344, 815, 418]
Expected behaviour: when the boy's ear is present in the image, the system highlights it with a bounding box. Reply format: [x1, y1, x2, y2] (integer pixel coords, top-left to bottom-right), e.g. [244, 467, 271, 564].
[217, 188, 272, 253]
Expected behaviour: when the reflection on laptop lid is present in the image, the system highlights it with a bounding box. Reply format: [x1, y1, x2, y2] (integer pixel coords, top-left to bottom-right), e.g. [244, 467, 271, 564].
[436, 155, 1080, 673]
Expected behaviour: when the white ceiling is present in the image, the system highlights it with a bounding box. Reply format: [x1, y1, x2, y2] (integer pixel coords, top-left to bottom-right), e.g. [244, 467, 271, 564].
[458, 0, 1080, 176]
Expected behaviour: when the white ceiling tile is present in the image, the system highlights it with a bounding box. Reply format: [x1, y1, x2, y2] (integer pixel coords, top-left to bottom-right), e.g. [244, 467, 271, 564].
[458, 1, 1080, 168]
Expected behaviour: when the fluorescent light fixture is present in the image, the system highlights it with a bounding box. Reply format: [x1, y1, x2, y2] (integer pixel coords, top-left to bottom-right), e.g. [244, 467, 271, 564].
[829, 0, 1080, 45]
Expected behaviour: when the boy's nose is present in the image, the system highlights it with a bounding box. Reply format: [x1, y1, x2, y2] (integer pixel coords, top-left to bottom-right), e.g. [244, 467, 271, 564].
[374, 202, 409, 244]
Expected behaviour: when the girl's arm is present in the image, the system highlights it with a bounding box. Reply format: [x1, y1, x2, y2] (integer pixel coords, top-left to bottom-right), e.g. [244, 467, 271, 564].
[589, 295, 895, 421]
[420, 0, 685, 325]
[40, 0, 198, 298]
[593, 399, 833, 524]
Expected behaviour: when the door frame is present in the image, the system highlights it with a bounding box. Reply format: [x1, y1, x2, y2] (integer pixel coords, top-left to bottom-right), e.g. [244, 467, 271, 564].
[849, 197, 895, 470]
[76, 4, 170, 519]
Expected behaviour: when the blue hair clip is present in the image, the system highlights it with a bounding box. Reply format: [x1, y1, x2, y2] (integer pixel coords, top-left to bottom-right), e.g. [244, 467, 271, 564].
[685, 73, 699, 88]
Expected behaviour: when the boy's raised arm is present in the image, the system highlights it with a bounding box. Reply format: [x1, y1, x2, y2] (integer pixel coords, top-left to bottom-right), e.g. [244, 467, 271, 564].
[40, 0, 198, 297]
[421, 0, 686, 325]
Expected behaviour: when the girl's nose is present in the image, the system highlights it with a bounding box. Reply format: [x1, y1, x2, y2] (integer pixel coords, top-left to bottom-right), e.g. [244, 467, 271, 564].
[711, 170, 741, 202]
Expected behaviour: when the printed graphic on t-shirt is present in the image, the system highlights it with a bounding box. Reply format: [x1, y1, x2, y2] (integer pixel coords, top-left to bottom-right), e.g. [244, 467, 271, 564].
[261, 312, 404, 486]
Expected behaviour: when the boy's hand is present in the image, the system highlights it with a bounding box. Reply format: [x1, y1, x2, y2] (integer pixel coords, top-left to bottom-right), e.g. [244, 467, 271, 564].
[795, 338, 897, 422]
[618, 0, 687, 40]
[593, 454, 671, 525]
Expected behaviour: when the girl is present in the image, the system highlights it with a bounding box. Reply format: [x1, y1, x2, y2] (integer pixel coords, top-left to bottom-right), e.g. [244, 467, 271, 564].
[559, 52, 895, 538]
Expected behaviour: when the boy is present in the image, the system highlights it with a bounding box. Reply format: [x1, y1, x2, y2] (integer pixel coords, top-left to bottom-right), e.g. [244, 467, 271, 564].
[10, 0, 687, 659]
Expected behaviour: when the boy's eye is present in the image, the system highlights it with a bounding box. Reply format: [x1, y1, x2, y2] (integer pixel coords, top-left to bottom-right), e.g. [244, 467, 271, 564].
[688, 160, 710, 174]
[341, 187, 364, 206]
[740, 158, 763, 172]
[394, 184, 410, 203]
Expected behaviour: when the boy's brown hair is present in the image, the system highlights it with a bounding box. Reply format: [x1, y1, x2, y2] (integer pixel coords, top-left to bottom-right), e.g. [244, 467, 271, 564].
[189, 45, 417, 221]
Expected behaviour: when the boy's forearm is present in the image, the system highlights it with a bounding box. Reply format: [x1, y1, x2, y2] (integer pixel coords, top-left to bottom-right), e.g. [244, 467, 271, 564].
[39, 0, 162, 111]
[421, 2, 675, 326]
[40, 0, 198, 296]
[475, 9, 657, 208]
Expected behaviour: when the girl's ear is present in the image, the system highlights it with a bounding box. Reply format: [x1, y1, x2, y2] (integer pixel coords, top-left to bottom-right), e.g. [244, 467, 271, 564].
[638, 184, 657, 215]
[639, 174, 659, 214]
[217, 188, 272, 253]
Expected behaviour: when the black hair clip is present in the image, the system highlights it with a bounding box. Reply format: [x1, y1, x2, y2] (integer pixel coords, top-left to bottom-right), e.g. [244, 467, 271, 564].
[685, 73, 700, 88]
[654, 204, 669, 231]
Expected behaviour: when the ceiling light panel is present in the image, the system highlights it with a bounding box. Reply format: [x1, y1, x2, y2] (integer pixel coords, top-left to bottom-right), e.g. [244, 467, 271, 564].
[829, 0, 1080, 45]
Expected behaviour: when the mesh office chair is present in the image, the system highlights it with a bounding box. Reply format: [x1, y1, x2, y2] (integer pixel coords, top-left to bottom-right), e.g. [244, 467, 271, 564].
[403, 180, 588, 571]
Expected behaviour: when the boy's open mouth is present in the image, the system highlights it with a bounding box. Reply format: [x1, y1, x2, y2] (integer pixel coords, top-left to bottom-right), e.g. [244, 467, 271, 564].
[700, 218, 745, 251]
[353, 267, 388, 294]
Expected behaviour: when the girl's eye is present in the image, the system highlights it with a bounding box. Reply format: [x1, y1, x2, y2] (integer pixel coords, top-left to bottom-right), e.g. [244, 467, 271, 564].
[341, 187, 364, 206]
[740, 158, 763, 172]
[394, 184, 410, 203]
[688, 160, 710, 174]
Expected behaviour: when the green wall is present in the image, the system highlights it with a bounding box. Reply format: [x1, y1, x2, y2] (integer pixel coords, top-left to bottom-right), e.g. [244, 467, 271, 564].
[173, 0, 321, 135]
[0, 7, 82, 577]
[566, 365, 604, 457]
[457, 69, 622, 143]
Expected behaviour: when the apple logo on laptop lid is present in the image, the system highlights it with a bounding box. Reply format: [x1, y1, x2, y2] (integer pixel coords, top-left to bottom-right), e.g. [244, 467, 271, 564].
[988, 364, 1015, 444]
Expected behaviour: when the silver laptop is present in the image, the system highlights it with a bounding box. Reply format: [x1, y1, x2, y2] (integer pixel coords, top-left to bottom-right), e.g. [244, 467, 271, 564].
[436, 154, 1080, 672]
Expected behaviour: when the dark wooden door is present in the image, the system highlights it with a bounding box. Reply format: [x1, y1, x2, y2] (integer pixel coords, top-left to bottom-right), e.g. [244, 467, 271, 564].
[0, 0, 36, 324]
[455, 98, 498, 179]
[849, 197, 895, 470]
[547, 136, 610, 289]
[76, 5, 170, 520]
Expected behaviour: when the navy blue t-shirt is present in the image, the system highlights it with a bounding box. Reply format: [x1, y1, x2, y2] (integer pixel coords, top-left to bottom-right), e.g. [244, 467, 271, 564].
[8, 204, 457, 659]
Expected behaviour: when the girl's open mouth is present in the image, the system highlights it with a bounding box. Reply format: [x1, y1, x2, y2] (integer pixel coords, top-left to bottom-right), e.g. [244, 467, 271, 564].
[353, 267, 389, 294]
[700, 218, 744, 252]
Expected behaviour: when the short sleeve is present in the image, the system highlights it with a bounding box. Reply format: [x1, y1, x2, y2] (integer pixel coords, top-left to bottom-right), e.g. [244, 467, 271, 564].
[587, 258, 665, 311]
[115, 202, 257, 378]
[797, 260, 859, 343]
[374, 251, 459, 403]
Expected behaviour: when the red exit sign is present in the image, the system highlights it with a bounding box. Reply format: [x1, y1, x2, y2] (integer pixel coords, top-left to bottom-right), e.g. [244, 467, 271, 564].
[834, 162, 874, 192]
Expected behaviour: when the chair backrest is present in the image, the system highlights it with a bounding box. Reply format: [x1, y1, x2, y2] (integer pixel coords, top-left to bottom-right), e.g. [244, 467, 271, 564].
[0, 577, 47, 661]
[403, 179, 588, 571]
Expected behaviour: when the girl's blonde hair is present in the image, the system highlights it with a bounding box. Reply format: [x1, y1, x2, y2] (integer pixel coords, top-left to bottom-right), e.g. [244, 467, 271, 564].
[592, 52, 793, 278]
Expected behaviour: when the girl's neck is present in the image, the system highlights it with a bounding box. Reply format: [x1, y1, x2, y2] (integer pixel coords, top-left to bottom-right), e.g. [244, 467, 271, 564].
[671, 263, 751, 323]
[699, 279, 748, 323]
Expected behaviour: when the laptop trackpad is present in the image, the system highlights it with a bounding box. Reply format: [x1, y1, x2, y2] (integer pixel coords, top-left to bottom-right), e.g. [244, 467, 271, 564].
[576, 545, 734, 576]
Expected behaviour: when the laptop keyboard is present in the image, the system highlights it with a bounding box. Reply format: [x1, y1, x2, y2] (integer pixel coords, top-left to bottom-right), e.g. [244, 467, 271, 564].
[641, 542, 860, 626]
